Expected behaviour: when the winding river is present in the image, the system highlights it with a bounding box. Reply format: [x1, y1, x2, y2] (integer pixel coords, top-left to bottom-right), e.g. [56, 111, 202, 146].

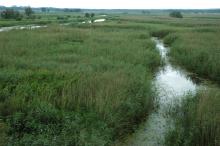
[118, 38, 200, 146]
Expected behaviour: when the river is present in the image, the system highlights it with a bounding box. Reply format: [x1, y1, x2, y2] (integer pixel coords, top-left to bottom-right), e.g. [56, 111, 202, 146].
[0, 19, 106, 32]
[0, 25, 47, 32]
[117, 38, 200, 146]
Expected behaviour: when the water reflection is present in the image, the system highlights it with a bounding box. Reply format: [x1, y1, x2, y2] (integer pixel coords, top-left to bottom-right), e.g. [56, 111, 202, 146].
[121, 38, 198, 146]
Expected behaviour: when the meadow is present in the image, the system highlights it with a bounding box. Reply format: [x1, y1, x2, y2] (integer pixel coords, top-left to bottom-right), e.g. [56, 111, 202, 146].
[0, 19, 161, 145]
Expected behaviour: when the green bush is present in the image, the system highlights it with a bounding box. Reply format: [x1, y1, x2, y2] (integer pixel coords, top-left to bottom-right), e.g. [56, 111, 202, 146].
[169, 11, 183, 18]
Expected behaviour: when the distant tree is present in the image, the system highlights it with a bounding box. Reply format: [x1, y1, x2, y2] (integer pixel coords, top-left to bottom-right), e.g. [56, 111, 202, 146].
[142, 10, 146, 14]
[84, 13, 95, 23]
[85, 13, 90, 18]
[25, 6, 34, 17]
[169, 11, 183, 18]
[41, 8, 48, 13]
[41, 7, 50, 13]
[0, 9, 23, 20]
[91, 13, 95, 18]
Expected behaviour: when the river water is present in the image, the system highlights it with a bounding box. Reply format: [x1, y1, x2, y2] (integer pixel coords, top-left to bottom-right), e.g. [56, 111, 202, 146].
[0, 18, 106, 32]
[0, 25, 47, 32]
[118, 38, 199, 146]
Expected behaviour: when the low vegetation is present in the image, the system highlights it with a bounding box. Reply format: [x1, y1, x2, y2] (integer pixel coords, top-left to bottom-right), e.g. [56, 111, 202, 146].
[165, 88, 220, 146]
[0, 22, 161, 145]
[164, 29, 220, 84]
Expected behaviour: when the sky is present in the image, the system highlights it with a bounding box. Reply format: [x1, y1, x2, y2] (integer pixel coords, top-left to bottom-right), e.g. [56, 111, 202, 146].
[0, 0, 220, 9]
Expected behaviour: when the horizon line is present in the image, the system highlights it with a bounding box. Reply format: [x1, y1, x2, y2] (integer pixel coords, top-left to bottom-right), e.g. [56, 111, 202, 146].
[1, 5, 220, 10]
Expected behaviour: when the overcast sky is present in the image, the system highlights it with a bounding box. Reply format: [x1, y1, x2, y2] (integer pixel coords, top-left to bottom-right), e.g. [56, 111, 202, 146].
[0, 0, 220, 9]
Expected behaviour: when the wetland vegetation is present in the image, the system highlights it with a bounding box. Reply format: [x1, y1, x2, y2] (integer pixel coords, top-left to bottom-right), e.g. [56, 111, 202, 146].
[0, 7, 220, 146]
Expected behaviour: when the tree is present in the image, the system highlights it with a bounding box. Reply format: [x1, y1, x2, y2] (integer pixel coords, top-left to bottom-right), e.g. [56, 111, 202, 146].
[0, 9, 23, 20]
[85, 13, 90, 18]
[41, 8, 48, 13]
[91, 13, 95, 18]
[25, 7, 34, 17]
[169, 11, 183, 18]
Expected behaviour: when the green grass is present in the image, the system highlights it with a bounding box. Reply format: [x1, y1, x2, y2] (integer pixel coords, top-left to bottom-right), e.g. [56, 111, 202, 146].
[165, 88, 220, 146]
[0, 21, 161, 145]
[164, 28, 220, 84]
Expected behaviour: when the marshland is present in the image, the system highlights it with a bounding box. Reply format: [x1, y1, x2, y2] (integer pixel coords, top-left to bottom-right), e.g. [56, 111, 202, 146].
[0, 4, 220, 146]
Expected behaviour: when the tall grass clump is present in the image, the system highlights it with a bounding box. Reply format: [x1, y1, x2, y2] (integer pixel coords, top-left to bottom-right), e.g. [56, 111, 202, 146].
[165, 88, 220, 146]
[0, 22, 161, 145]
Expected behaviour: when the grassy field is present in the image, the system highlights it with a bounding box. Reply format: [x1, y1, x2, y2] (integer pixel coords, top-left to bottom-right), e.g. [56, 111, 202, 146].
[0, 19, 161, 145]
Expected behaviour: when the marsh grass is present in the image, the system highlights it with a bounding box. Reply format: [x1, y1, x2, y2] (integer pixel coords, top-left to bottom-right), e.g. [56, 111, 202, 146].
[165, 88, 220, 146]
[165, 30, 220, 83]
[0, 22, 161, 145]
[1, 13, 220, 145]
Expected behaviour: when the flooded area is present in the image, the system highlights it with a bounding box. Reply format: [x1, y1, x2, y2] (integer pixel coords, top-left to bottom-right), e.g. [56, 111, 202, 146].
[119, 38, 199, 146]
[82, 18, 106, 24]
[0, 25, 47, 32]
[0, 18, 106, 32]
[94, 18, 106, 22]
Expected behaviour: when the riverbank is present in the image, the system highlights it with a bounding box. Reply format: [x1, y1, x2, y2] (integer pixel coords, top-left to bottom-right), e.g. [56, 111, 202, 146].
[146, 15, 220, 146]
[117, 38, 198, 146]
[114, 14, 220, 146]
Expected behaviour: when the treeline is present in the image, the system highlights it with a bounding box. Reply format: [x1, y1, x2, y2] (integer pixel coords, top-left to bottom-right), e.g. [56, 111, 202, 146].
[1, 6, 220, 14]
[0, 7, 34, 20]
[0, 6, 81, 13]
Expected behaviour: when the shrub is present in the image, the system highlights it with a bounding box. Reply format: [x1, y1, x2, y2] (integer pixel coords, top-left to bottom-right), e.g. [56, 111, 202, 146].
[169, 11, 183, 18]
[150, 29, 172, 38]
[25, 7, 34, 17]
